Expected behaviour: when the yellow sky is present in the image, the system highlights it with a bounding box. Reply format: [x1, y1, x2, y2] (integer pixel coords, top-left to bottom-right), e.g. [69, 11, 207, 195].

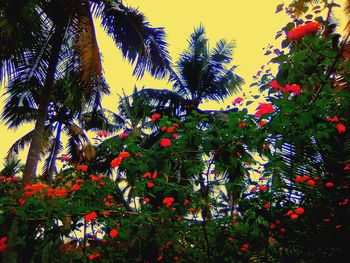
[0, 0, 347, 170]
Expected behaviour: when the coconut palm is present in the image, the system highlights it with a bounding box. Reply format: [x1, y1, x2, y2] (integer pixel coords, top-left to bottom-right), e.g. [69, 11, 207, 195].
[0, 0, 170, 183]
[2, 68, 119, 182]
[139, 25, 244, 117]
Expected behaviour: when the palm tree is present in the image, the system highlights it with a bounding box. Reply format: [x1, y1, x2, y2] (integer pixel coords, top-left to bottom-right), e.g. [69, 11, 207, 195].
[2, 68, 117, 182]
[140, 25, 244, 117]
[0, 0, 170, 183]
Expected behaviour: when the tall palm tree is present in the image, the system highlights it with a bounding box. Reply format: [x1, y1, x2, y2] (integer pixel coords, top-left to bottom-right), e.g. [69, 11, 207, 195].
[140, 25, 244, 117]
[0, 0, 170, 183]
[2, 68, 117, 182]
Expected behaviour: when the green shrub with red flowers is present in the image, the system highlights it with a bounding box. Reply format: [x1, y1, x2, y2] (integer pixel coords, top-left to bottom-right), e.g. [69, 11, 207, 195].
[1, 3, 350, 263]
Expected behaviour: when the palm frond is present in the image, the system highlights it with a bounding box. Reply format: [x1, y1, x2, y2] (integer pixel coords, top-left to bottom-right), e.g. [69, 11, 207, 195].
[100, 2, 170, 79]
[139, 88, 189, 117]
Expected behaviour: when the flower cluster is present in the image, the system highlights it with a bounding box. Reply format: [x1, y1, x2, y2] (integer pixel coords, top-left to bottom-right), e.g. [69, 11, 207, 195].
[254, 103, 275, 118]
[143, 171, 158, 188]
[110, 151, 131, 168]
[97, 131, 110, 138]
[163, 197, 175, 207]
[287, 22, 321, 40]
[287, 207, 305, 220]
[326, 116, 346, 134]
[269, 80, 301, 95]
[0, 236, 8, 252]
[151, 113, 161, 122]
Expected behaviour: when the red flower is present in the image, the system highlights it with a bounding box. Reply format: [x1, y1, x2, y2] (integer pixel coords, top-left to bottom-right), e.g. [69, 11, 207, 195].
[76, 179, 84, 184]
[167, 127, 175, 133]
[144, 197, 150, 203]
[280, 228, 286, 233]
[290, 213, 299, 220]
[286, 210, 293, 216]
[152, 171, 158, 179]
[269, 79, 284, 90]
[287, 22, 321, 40]
[0, 244, 7, 252]
[326, 116, 339, 123]
[18, 198, 26, 206]
[232, 97, 244, 106]
[47, 188, 67, 197]
[161, 126, 167, 132]
[147, 182, 155, 188]
[285, 84, 301, 95]
[295, 176, 303, 183]
[163, 197, 175, 207]
[172, 133, 179, 139]
[119, 132, 129, 139]
[84, 212, 97, 222]
[111, 157, 122, 168]
[325, 182, 334, 188]
[259, 185, 267, 191]
[151, 113, 161, 122]
[343, 163, 350, 171]
[143, 173, 151, 179]
[254, 103, 275, 118]
[239, 122, 247, 128]
[258, 120, 267, 128]
[118, 151, 131, 159]
[183, 199, 190, 205]
[295, 207, 305, 215]
[0, 237, 7, 244]
[263, 203, 271, 209]
[97, 130, 110, 138]
[251, 186, 257, 192]
[336, 123, 346, 134]
[307, 179, 315, 187]
[72, 184, 80, 191]
[109, 228, 119, 238]
[160, 138, 171, 147]
[302, 175, 310, 181]
[269, 223, 276, 230]
[90, 175, 100, 182]
[77, 165, 88, 172]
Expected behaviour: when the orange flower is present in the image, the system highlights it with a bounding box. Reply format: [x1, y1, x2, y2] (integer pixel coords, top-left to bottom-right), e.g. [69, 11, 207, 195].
[287, 22, 321, 40]
[326, 116, 339, 123]
[84, 212, 97, 222]
[47, 188, 67, 197]
[254, 103, 275, 118]
[77, 165, 88, 172]
[259, 185, 267, 191]
[336, 123, 346, 134]
[325, 182, 334, 188]
[109, 228, 119, 238]
[307, 179, 315, 187]
[152, 171, 158, 179]
[160, 138, 171, 147]
[147, 182, 155, 188]
[143, 172, 152, 179]
[118, 152, 131, 159]
[258, 120, 267, 128]
[163, 197, 175, 207]
[111, 157, 122, 168]
[239, 122, 247, 128]
[290, 213, 299, 220]
[119, 132, 129, 139]
[269, 80, 283, 90]
[295, 207, 305, 215]
[151, 113, 161, 122]
[285, 84, 301, 95]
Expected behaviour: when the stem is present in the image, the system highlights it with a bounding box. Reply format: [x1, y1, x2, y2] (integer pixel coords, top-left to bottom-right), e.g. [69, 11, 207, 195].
[23, 23, 66, 183]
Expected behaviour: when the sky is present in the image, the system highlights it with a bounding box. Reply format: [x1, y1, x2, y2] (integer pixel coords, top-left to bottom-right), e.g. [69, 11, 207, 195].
[0, 0, 347, 170]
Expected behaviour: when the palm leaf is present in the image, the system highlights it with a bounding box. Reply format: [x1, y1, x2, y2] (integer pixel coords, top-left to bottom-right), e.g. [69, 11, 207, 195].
[99, 2, 170, 79]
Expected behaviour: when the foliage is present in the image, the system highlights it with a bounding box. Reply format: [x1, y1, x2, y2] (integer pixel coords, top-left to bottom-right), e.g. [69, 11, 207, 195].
[0, 2, 350, 263]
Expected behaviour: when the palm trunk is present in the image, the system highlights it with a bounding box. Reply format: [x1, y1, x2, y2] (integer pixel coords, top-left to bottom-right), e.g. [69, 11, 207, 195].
[23, 24, 65, 183]
[47, 122, 62, 183]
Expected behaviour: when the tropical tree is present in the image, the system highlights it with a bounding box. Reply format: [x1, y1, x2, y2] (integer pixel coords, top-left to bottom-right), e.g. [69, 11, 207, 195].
[0, 0, 170, 183]
[2, 67, 117, 182]
[139, 25, 244, 118]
